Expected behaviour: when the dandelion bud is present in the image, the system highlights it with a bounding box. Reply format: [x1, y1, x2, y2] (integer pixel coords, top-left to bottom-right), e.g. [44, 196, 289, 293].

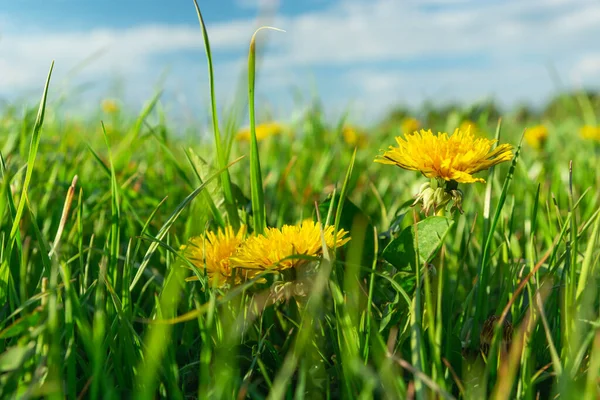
[413, 179, 464, 215]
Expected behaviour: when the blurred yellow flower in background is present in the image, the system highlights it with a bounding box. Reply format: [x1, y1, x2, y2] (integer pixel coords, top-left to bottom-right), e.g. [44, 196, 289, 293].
[101, 99, 119, 114]
[459, 120, 477, 135]
[375, 126, 513, 184]
[524, 125, 548, 150]
[580, 125, 600, 141]
[401, 117, 421, 134]
[236, 122, 285, 142]
[342, 125, 368, 148]
[181, 225, 247, 288]
[230, 220, 350, 271]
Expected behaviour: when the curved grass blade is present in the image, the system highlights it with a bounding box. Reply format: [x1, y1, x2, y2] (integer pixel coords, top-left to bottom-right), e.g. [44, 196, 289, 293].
[247, 26, 285, 234]
[9, 61, 54, 246]
[192, 0, 240, 229]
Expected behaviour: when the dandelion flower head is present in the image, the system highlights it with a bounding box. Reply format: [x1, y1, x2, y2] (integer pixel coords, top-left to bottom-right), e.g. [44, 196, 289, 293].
[181, 225, 247, 287]
[524, 124, 548, 150]
[460, 120, 478, 135]
[230, 220, 350, 271]
[101, 99, 119, 114]
[342, 125, 368, 148]
[375, 127, 513, 184]
[580, 125, 600, 141]
[236, 122, 285, 142]
[401, 117, 421, 134]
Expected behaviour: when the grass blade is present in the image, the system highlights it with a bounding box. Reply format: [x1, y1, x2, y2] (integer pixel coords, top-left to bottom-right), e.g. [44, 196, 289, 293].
[247, 26, 284, 234]
[129, 156, 244, 290]
[192, 0, 240, 229]
[9, 61, 54, 253]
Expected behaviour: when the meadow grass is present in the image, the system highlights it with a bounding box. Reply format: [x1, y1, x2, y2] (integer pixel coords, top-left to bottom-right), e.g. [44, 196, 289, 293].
[1, 7, 600, 400]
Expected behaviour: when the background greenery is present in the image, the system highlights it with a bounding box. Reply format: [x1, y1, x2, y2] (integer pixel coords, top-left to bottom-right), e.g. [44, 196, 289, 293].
[1, 16, 600, 399]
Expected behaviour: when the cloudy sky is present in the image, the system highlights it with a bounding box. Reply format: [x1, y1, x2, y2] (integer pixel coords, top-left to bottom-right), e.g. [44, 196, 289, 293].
[1, 0, 599, 124]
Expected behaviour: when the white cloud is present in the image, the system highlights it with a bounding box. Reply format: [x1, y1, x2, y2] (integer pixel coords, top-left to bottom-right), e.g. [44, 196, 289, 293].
[235, 0, 279, 10]
[256, 0, 600, 66]
[1, 0, 600, 122]
[248, 0, 600, 117]
[342, 62, 558, 120]
[571, 53, 600, 82]
[0, 22, 253, 91]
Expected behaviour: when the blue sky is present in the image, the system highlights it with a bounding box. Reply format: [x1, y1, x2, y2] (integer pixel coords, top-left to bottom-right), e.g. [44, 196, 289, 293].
[1, 0, 600, 125]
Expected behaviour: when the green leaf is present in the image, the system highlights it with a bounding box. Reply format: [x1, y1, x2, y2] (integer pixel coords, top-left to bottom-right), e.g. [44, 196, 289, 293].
[0, 312, 41, 339]
[0, 342, 35, 372]
[382, 216, 454, 271]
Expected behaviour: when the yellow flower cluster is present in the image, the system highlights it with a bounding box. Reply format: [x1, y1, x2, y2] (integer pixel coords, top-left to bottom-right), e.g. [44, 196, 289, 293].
[236, 122, 285, 142]
[580, 125, 600, 141]
[524, 125, 548, 150]
[181, 220, 350, 288]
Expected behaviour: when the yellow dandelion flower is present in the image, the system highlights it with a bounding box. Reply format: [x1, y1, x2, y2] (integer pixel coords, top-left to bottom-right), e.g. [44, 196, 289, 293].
[342, 125, 368, 148]
[236, 122, 284, 142]
[460, 120, 477, 135]
[101, 99, 119, 114]
[524, 125, 548, 150]
[401, 117, 421, 134]
[181, 225, 247, 288]
[580, 125, 600, 141]
[375, 127, 513, 184]
[230, 220, 350, 271]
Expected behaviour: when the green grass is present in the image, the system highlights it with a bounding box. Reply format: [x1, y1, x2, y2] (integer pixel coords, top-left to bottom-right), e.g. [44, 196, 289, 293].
[1, 7, 600, 399]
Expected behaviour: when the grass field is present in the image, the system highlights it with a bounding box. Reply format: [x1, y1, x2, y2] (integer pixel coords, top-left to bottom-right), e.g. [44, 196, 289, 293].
[1, 6, 600, 400]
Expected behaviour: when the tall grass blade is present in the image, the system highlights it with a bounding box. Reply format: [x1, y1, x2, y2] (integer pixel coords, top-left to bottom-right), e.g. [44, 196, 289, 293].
[192, 0, 241, 229]
[247, 26, 285, 234]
